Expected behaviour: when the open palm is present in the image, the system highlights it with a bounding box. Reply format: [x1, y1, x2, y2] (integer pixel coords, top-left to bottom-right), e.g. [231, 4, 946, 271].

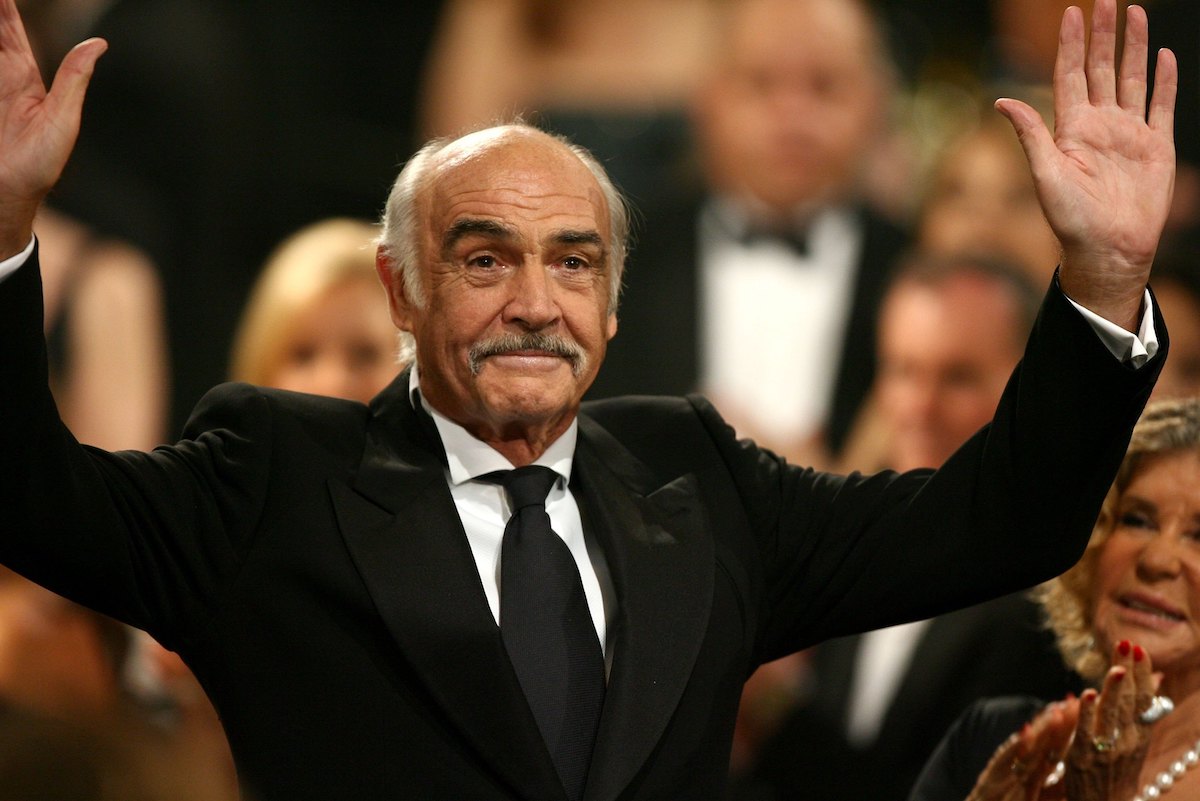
[0, 0, 105, 251]
[996, 0, 1176, 329]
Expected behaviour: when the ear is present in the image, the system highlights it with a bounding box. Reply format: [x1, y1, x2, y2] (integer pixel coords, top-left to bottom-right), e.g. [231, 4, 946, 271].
[376, 246, 415, 332]
[606, 311, 618, 341]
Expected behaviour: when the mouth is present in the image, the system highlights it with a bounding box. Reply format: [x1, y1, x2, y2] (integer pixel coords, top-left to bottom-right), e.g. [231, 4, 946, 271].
[1117, 592, 1187, 627]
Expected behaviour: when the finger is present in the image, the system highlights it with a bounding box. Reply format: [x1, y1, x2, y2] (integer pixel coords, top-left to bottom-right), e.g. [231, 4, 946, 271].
[0, 0, 35, 55]
[1132, 644, 1155, 719]
[1085, 0, 1119, 105]
[1096, 664, 1128, 741]
[42, 38, 107, 133]
[994, 98, 1057, 180]
[1070, 689, 1099, 759]
[1118, 5, 1149, 114]
[1148, 47, 1178, 134]
[1053, 6, 1089, 123]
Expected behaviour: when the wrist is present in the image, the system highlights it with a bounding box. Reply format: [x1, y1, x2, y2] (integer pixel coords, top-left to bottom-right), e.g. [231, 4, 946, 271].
[0, 200, 38, 261]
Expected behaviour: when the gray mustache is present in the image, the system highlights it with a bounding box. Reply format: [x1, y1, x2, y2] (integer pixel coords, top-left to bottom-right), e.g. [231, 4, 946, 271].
[468, 332, 586, 375]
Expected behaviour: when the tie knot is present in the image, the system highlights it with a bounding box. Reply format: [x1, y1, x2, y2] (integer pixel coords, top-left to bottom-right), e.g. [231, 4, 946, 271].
[488, 465, 558, 511]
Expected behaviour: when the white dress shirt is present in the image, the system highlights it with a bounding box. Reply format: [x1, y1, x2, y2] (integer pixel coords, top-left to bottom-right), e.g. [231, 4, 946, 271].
[699, 203, 864, 445]
[410, 368, 616, 662]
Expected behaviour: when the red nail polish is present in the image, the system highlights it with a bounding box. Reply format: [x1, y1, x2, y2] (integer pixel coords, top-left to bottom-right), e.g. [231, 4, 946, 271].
[1118, 640, 1131, 656]
[1134, 645, 1145, 662]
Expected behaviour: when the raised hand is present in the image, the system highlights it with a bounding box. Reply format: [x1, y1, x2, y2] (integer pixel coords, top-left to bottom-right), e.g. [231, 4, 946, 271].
[967, 699, 1078, 801]
[0, 0, 105, 256]
[996, 0, 1176, 332]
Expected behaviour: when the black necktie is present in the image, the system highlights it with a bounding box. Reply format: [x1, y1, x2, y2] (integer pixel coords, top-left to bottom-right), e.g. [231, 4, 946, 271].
[489, 466, 605, 800]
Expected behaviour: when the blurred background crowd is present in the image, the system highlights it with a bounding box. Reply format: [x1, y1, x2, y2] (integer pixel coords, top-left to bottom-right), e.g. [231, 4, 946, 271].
[5, 0, 1198, 798]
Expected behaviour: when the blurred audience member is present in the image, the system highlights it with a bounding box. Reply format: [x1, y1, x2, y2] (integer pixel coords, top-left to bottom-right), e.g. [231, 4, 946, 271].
[591, 0, 908, 466]
[0, 566, 128, 719]
[1150, 252, 1200, 403]
[230, 218, 400, 403]
[731, 254, 1079, 800]
[990, 0, 1097, 84]
[421, 0, 719, 199]
[917, 105, 1061, 288]
[34, 209, 167, 452]
[0, 703, 240, 801]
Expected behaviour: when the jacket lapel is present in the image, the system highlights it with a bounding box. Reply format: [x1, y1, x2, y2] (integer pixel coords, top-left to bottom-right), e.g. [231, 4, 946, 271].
[330, 373, 565, 800]
[574, 415, 714, 801]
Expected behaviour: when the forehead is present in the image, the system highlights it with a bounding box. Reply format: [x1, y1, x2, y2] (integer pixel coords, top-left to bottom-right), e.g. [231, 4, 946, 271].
[422, 132, 610, 241]
[726, 0, 877, 74]
[882, 277, 1022, 355]
[1127, 450, 1200, 490]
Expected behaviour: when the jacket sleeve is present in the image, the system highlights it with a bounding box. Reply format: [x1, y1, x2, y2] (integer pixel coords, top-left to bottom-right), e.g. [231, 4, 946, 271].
[693, 277, 1166, 663]
[0, 247, 274, 649]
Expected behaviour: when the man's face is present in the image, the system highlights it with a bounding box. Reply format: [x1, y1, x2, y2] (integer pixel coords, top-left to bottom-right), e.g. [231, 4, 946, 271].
[385, 130, 617, 443]
[876, 276, 1023, 471]
[694, 0, 885, 215]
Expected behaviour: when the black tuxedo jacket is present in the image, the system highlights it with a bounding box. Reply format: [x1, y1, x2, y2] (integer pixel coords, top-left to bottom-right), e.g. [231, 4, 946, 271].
[0, 250, 1162, 800]
[588, 191, 909, 455]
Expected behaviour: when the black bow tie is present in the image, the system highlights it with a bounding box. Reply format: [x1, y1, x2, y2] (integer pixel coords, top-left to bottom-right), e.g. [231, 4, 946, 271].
[736, 226, 810, 258]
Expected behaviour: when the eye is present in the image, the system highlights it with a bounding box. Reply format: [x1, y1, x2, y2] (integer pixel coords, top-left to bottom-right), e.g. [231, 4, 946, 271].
[285, 344, 318, 367]
[1118, 510, 1155, 531]
[468, 254, 499, 269]
[562, 256, 589, 270]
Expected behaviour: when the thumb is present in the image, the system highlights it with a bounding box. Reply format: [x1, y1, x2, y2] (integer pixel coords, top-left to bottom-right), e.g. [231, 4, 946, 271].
[994, 97, 1057, 179]
[43, 37, 107, 131]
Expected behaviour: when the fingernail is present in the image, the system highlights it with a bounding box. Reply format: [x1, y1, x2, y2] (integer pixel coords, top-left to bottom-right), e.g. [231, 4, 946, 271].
[1134, 645, 1145, 662]
[1118, 640, 1132, 656]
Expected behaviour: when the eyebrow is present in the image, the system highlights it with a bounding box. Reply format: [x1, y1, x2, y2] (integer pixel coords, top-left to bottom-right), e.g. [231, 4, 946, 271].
[441, 218, 517, 253]
[550, 229, 604, 249]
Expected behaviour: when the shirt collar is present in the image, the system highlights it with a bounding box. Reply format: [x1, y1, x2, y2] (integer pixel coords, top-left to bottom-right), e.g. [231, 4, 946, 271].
[407, 365, 576, 487]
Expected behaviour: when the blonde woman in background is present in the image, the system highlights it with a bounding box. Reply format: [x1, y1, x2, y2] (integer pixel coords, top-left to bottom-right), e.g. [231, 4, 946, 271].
[230, 218, 403, 403]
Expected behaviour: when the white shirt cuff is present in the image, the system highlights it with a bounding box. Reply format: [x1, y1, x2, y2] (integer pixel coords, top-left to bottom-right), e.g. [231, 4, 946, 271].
[1066, 288, 1158, 368]
[0, 237, 35, 283]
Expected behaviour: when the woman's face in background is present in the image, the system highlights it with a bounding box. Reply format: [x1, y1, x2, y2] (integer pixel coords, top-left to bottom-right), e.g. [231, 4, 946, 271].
[1091, 450, 1200, 684]
[919, 126, 1061, 284]
[268, 277, 400, 404]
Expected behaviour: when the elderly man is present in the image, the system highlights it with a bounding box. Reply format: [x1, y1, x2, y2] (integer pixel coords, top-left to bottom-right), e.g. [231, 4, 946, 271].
[0, 2, 1178, 800]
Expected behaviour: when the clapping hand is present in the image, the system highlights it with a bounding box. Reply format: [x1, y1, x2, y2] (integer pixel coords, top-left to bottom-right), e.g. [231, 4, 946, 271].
[967, 699, 1078, 801]
[0, 0, 105, 256]
[1063, 640, 1160, 801]
[996, 0, 1176, 332]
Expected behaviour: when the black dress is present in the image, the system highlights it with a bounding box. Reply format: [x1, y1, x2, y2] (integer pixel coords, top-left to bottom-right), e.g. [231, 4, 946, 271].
[908, 696, 1044, 801]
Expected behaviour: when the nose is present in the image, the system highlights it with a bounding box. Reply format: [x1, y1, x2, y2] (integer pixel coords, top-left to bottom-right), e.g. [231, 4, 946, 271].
[503, 261, 560, 330]
[1137, 533, 1184, 582]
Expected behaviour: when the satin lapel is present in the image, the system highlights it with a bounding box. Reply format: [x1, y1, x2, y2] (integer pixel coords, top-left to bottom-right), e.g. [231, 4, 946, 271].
[330, 375, 564, 800]
[574, 415, 714, 801]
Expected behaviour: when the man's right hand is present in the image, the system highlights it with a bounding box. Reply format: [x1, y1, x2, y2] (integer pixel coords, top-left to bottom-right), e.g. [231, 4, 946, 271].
[0, 0, 105, 258]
